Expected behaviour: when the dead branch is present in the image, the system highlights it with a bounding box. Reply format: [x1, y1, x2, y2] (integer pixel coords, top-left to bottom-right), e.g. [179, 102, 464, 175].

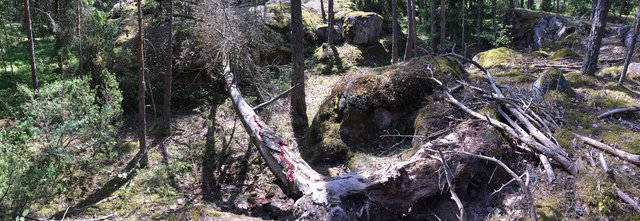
[539, 155, 556, 182]
[596, 106, 640, 119]
[435, 150, 537, 221]
[252, 83, 300, 110]
[573, 133, 640, 165]
[616, 188, 640, 213]
[434, 150, 465, 221]
[23, 213, 115, 221]
[533, 64, 581, 69]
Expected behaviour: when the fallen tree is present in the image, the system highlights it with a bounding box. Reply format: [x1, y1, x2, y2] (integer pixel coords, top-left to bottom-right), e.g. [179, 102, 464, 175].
[223, 54, 542, 220]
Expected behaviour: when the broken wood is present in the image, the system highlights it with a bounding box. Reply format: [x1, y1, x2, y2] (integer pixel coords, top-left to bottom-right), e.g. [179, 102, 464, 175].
[252, 83, 300, 110]
[533, 64, 581, 69]
[596, 106, 640, 119]
[616, 188, 640, 213]
[434, 150, 465, 221]
[573, 133, 640, 165]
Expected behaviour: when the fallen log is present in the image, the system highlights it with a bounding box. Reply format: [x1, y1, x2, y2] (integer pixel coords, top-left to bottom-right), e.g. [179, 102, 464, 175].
[596, 106, 640, 119]
[573, 133, 640, 165]
[223, 56, 517, 220]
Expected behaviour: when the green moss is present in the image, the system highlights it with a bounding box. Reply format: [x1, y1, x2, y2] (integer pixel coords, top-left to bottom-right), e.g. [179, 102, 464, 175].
[266, 3, 321, 41]
[565, 72, 598, 88]
[529, 50, 550, 58]
[599, 124, 640, 154]
[536, 197, 564, 220]
[474, 47, 522, 69]
[553, 129, 575, 152]
[549, 48, 582, 59]
[120, 142, 139, 153]
[310, 43, 364, 75]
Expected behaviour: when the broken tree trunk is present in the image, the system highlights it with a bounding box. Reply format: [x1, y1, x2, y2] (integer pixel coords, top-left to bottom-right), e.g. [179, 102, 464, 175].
[223, 56, 516, 220]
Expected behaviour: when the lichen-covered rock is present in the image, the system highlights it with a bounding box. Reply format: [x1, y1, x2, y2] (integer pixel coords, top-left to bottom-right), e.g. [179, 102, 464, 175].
[304, 55, 467, 164]
[503, 9, 586, 50]
[549, 48, 581, 59]
[627, 62, 640, 80]
[337, 11, 383, 45]
[532, 69, 568, 99]
[412, 102, 452, 147]
[472, 47, 522, 69]
[314, 24, 344, 43]
[624, 29, 640, 48]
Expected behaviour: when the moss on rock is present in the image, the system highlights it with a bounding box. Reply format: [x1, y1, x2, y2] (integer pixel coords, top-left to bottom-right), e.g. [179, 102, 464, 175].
[529, 50, 550, 58]
[549, 48, 581, 59]
[473, 47, 522, 69]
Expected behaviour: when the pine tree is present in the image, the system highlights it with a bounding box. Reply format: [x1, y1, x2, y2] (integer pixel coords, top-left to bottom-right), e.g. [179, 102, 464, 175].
[582, 0, 611, 76]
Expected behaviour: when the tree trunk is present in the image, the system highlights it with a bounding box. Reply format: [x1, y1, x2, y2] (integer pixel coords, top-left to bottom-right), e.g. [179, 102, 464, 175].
[319, 0, 326, 23]
[163, 0, 173, 129]
[392, 0, 398, 63]
[137, 0, 147, 155]
[510, 0, 514, 9]
[462, 0, 465, 56]
[528, 0, 534, 9]
[53, 0, 62, 74]
[619, 2, 640, 85]
[440, 0, 445, 53]
[290, 0, 308, 137]
[521, 0, 524, 8]
[411, 0, 417, 58]
[619, 0, 627, 20]
[582, 0, 611, 76]
[492, 0, 497, 37]
[556, 0, 560, 12]
[430, 0, 437, 51]
[404, 0, 414, 61]
[77, 0, 83, 76]
[327, 0, 334, 44]
[23, 0, 38, 90]
[591, 0, 597, 19]
[1, 23, 13, 75]
[478, 0, 483, 46]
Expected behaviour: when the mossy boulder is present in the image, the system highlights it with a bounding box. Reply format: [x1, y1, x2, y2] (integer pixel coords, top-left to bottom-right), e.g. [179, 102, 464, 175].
[528, 50, 550, 58]
[310, 43, 365, 75]
[412, 102, 451, 147]
[305, 55, 467, 164]
[549, 48, 581, 59]
[532, 69, 568, 99]
[337, 11, 383, 45]
[503, 9, 587, 50]
[472, 47, 522, 69]
[265, 3, 322, 42]
[314, 24, 344, 43]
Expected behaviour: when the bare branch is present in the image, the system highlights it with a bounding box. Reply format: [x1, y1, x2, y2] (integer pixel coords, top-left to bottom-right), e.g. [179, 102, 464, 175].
[597, 106, 640, 119]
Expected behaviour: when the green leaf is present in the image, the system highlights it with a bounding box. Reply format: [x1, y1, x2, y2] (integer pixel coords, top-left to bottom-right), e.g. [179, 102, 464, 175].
[22, 209, 29, 216]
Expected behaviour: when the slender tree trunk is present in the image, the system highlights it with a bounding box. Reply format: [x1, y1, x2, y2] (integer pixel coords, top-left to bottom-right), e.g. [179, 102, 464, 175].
[462, 0, 465, 56]
[290, 0, 308, 136]
[411, 0, 417, 58]
[478, 0, 483, 46]
[23, 0, 38, 90]
[137, 0, 147, 155]
[392, 0, 398, 63]
[418, 0, 425, 24]
[582, 0, 611, 76]
[430, 0, 437, 51]
[405, 0, 414, 60]
[521, 0, 524, 8]
[328, 0, 334, 44]
[320, 0, 326, 23]
[619, 0, 627, 20]
[591, 0, 597, 19]
[163, 0, 173, 129]
[619, 2, 640, 85]
[528, 0, 534, 9]
[492, 0, 497, 37]
[53, 0, 62, 74]
[1, 25, 13, 75]
[510, 0, 515, 8]
[77, 0, 83, 76]
[440, 0, 445, 53]
[0, 30, 5, 74]
[556, 0, 560, 12]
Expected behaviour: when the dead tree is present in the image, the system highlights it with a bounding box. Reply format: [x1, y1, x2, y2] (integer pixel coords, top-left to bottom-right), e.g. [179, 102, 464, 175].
[23, 0, 38, 90]
[136, 0, 147, 157]
[619, 2, 640, 86]
[582, 0, 611, 76]
[163, 0, 174, 129]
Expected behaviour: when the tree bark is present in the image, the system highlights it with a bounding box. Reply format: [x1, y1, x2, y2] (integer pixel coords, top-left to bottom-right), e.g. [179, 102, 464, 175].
[392, 0, 398, 63]
[521, 0, 524, 8]
[528, 0, 534, 9]
[591, 0, 597, 19]
[320, 0, 326, 23]
[510, 0, 515, 9]
[619, 2, 640, 85]
[430, 0, 437, 51]
[411, 0, 417, 58]
[492, 0, 497, 37]
[620, 0, 627, 20]
[53, 0, 62, 74]
[478, 0, 483, 46]
[77, 0, 83, 76]
[440, 0, 445, 53]
[137, 0, 147, 155]
[290, 0, 308, 136]
[404, 0, 414, 60]
[582, 0, 611, 76]
[163, 0, 173, 129]
[327, 0, 334, 44]
[23, 0, 38, 90]
[462, 0, 465, 56]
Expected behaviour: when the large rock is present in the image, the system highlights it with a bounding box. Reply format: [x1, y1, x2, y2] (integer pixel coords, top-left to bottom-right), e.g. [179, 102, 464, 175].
[531, 69, 568, 100]
[628, 63, 640, 80]
[314, 24, 344, 43]
[624, 30, 640, 48]
[337, 11, 383, 45]
[472, 47, 522, 69]
[504, 9, 585, 50]
[304, 55, 467, 164]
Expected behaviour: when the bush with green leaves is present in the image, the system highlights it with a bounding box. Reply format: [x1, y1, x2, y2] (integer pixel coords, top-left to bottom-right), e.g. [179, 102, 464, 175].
[0, 70, 122, 217]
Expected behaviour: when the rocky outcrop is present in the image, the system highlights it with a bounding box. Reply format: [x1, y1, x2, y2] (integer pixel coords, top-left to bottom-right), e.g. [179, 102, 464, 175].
[314, 11, 383, 45]
[304, 55, 467, 165]
[504, 9, 587, 50]
[532, 69, 568, 100]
